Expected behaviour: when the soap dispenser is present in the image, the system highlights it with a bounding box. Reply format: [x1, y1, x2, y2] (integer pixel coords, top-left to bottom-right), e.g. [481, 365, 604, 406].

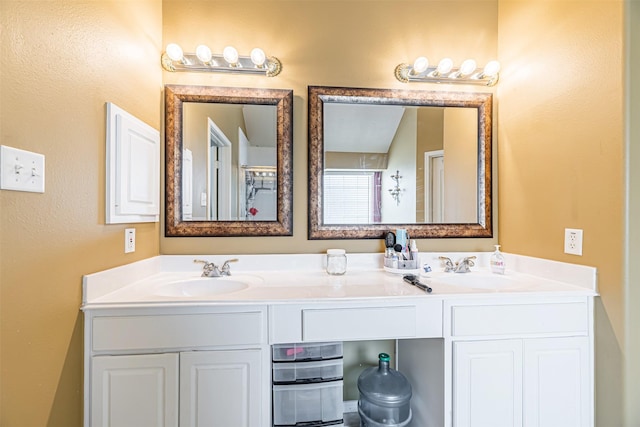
[490, 245, 506, 274]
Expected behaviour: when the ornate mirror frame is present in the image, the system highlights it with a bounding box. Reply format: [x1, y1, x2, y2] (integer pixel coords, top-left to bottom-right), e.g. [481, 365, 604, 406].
[308, 85, 493, 239]
[165, 84, 293, 237]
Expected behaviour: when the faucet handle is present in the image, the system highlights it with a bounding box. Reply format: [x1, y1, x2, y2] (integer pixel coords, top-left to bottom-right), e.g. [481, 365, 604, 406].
[194, 259, 218, 277]
[461, 256, 476, 266]
[194, 259, 215, 267]
[438, 256, 455, 272]
[454, 256, 477, 273]
[220, 258, 239, 275]
[438, 256, 453, 264]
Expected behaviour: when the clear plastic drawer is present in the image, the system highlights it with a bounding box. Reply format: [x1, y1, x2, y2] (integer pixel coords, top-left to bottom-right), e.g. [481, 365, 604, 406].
[272, 341, 343, 362]
[273, 359, 343, 384]
[273, 381, 343, 426]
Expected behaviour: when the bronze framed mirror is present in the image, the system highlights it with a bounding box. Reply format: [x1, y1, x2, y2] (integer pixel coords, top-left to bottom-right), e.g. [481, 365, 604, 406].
[308, 86, 492, 239]
[165, 84, 293, 236]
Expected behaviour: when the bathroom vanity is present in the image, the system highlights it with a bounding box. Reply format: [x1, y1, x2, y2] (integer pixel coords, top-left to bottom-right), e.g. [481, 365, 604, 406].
[81, 252, 596, 427]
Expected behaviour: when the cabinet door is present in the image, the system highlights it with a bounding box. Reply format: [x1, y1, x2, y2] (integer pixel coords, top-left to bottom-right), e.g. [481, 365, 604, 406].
[105, 102, 160, 224]
[91, 353, 179, 427]
[524, 337, 590, 427]
[180, 350, 263, 427]
[453, 340, 523, 427]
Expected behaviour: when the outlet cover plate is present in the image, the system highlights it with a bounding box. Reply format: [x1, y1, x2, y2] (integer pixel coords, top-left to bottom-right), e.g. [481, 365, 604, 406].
[564, 228, 583, 256]
[125, 228, 136, 253]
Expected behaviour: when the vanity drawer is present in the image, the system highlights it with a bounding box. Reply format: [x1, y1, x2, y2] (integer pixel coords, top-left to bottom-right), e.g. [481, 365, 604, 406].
[450, 301, 588, 338]
[92, 310, 265, 353]
[303, 306, 416, 341]
[270, 300, 443, 343]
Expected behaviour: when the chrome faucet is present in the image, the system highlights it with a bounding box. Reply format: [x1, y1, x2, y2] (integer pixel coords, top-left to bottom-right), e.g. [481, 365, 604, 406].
[438, 255, 476, 273]
[194, 258, 238, 277]
[439, 256, 455, 272]
[454, 256, 476, 273]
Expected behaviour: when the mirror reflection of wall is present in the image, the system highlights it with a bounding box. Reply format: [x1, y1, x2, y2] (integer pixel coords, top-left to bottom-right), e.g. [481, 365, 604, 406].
[182, 102, 277, 221]
[323, 104, 478, 225]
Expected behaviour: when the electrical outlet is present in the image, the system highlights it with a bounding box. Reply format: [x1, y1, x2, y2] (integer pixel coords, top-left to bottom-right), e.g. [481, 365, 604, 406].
[125, 228, 136, 253]
[564, 228, 583, 256]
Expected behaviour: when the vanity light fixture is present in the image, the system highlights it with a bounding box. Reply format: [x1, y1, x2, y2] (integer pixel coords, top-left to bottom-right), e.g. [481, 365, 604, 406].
[161, 43, 282, 77]
[395, 57, 500, 86]
[388, 170, 403, 206]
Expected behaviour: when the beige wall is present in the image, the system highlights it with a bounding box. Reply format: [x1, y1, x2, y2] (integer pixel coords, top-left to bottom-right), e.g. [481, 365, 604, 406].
[443, 108, 478, 223]
[625, 2, 640, 424]
[0, 1, 162, 425]
[383, 108, 417, 223]
[161, 0, 499, 255]
[497, 1, 625, 425]
[416, 107, 445, 221]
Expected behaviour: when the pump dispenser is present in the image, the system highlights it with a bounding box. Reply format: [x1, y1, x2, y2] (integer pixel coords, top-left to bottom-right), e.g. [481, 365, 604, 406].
[490, 245, 506, 274]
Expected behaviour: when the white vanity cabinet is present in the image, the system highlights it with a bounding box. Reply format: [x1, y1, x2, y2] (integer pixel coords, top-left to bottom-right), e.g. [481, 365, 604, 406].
[82, 254, 597, 427]
[84, 306, 270, 427]
[447, 297, 593, 427]
[453, 339, 523, 427]
[179, 349, 264, 427]
[91, 353, 179, 427]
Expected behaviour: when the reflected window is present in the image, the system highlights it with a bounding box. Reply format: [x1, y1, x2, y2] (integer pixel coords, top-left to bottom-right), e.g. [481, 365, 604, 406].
[323, 171, 382, 224]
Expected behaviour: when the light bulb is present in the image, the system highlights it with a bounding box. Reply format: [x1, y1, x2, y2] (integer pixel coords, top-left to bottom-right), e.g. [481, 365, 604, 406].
[223, 46, 239, 65]
[250, 48, 266, 66]
[436, 58, 453, 75]
[483, 60, 501, 77]
[165, 43, 184, 62]
[195, 44, 212, 63]
[412, 56, 429, 74]
[459, 59, 477, 76]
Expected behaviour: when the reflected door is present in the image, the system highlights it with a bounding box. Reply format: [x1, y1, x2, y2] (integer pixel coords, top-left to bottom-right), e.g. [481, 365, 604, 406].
[424, 150, 444, 222]
[208, 145, 232, 220]
[183, 149, 193, 220]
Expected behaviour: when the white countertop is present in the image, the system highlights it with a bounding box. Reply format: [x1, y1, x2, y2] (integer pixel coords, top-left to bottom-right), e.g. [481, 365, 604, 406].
[81, 252, 598, 310]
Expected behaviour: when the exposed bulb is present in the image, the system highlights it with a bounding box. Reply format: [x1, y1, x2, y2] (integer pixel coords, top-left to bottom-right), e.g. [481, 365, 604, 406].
[165, 43, 184, 62]
[459, 59, 477, 76]
[250, 48, 266, 66]
[223, 46, 239, 65]
[412, 56, 429, 74]
[483, 60, 501, 77]
[195, 44, 212, 63]
[436, 58, 453, 75]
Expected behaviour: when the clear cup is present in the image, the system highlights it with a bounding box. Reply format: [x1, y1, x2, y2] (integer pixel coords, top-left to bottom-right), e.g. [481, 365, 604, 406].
[326, 249, 347, 275]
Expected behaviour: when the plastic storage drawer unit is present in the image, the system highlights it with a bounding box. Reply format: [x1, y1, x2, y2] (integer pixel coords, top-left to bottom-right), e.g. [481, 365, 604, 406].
[272, 380, 343, 426]
[272, 342, 343, 362]
[273, 359, 343, 384]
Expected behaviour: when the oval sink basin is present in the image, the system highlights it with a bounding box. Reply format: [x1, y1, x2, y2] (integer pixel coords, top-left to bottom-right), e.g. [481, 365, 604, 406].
[154, 277, 251, 297]
[426, 272, 518, 290]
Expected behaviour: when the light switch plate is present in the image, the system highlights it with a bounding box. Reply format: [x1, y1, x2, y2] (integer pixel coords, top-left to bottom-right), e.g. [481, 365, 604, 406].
[0, 145, 45, 193]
